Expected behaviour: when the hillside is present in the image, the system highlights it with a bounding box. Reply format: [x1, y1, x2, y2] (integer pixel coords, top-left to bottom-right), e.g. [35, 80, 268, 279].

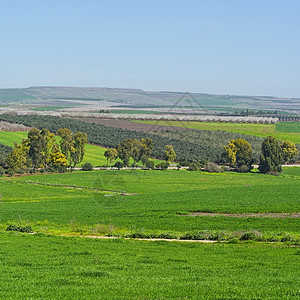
[0, 86, 299, 114]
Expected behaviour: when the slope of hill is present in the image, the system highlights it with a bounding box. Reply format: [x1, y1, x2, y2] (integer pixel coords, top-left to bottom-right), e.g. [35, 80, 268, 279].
[0, 86, 299, 113]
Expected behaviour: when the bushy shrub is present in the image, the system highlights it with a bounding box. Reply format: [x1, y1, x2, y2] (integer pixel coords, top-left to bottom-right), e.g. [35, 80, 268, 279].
[0, 167, 4, 177]
[114, 161, 124, 170]
[228, 238, 240, 244]
[82, 162, 93, 171]
[6, 224, 33, 233]
[188, 163, 199, 171]
[237, 164, 250, 173]
[6, 168, 15, 177]
[155, 161, 169, 170]
[205, 162, 223, 173]
[145, 160, 155, 169]
[240, 232, 257, 241]
[57, 166, 67, 173]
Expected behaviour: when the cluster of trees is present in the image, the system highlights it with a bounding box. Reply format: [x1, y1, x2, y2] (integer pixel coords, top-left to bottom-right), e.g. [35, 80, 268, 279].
[223, 136, 298, 174]
[0, 114, 278, 163]
[105, 138, 176, 169]
[2, 127, 87, 174]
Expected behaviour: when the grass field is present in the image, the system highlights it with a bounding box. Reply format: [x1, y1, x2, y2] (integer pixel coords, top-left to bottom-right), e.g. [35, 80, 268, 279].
[1, 165, 300, 299]
[0, 232, 299, 299]
[1, 170, 299, 240]
[0, 131, 28, 147]
[133, 121, 300, 143]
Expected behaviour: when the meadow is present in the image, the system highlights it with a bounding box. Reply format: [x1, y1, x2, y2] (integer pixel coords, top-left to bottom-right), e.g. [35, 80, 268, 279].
[0, 232, 299, 299]
[133, 120, 300, 143]
[1, 170, 299, 240]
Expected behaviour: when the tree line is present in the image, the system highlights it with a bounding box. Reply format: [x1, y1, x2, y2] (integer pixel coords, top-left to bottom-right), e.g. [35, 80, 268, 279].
[0, 114, 283, 163]
[105, 138, 176, 170]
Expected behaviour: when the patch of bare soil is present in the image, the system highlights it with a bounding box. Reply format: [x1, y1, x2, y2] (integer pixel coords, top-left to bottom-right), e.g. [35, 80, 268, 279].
[186, 212, 300, 218]
[77, 118, 193, 132]
[0, 121, 31, 132]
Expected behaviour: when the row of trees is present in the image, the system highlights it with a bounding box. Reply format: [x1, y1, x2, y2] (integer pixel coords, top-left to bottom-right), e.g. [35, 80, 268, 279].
[0, 114, 279, 164]
[4, 128, 87, 173]
[104, 138, 176, 168]
[223, 136, 298, 173]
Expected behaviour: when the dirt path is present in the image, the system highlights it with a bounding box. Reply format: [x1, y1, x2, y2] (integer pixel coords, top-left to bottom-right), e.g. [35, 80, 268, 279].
[42, 233, 217, 243]
[185, 212, 300, 218]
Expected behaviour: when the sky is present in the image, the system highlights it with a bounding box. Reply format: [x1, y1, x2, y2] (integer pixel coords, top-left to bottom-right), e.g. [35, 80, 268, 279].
[0, 0, 300, 97]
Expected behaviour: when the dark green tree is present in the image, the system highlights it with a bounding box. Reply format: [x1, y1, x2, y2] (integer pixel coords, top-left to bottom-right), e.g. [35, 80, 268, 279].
[27, 128, 43, 169]
[70, 132, 88, 169]
[104, 148, 118, 167]
[258, 136, 283, 173]
[117, 138, 134, 166]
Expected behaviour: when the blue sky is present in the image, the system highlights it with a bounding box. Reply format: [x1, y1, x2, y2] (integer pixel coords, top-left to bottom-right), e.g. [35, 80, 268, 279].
[0, 0, 300, 97]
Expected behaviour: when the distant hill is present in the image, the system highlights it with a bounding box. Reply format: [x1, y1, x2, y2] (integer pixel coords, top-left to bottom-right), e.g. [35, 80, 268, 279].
[0, 86, 299, 113]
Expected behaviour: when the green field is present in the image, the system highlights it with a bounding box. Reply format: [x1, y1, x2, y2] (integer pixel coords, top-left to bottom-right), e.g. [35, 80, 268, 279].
[0, 232, 299, 299]
[133, 120, 300, 143]
[0, 131, 28, 147]
[1, 170, 299, 240]
[1, 165, 300, 299]
[282, 166, 300, 176]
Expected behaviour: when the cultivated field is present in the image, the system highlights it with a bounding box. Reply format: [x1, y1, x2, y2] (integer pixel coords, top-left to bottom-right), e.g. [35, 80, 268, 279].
[1, 169, 299, 239]
[133, 121, 300, 143]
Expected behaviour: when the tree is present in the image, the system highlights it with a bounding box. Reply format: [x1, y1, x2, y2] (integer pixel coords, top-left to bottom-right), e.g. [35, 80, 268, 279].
[258, 136, 283, 174]
[131, 139, 144, 164]
[117, 138, 134, 166]
[140, 138, 154, 160]
[57, 128, 73, 164]
[280, 140, 298, 163]
[49, 144, 68, 171]
[40, 128, 55, 168]
[223, 138, 253, 171]
[27, 128, 43, 169]
[222, 140, 237, 165]
[70, 132, 88, 169]
[104, 148, 118, 166]
[6, 144, 26, 172]
[164, 145, 176, 163]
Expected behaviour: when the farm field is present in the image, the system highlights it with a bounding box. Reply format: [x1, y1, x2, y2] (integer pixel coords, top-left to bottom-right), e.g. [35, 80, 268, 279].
[133, 120, 300, 143]
[0, 232, 299, 299]
[1, 170, 299, 240]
